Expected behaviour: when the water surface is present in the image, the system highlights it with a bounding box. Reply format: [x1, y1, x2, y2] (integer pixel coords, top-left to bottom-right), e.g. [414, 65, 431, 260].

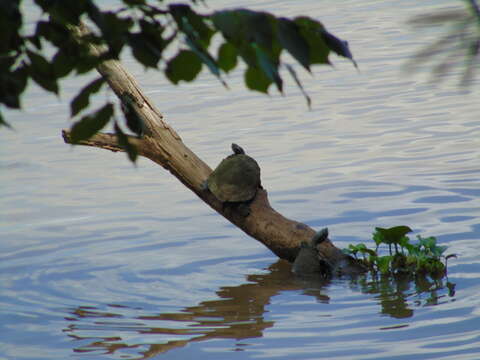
[1, 0, 480, 359]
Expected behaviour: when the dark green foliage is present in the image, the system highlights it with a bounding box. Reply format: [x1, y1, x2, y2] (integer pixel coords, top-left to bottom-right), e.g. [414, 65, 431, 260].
[120, 93, 145, 137]
[293, 17, 330, 65]
[27, 50, 59, 94]
[0, 111, 11, 128]
[0, 59, 27, 109]
[277, 18, 310, 71]
[70, 77, 105, 117]
[321, 30, 358, 68]
[166, 50, 203, 84]
[285, 64, 311, 108]
[344, 226, 456, 280]
[70, 103, 113, 143]
[0, 1, 356, 162]
[114, 122, 138, 162]
[245, 66, 271, 93]
[217, 43, 238, 73]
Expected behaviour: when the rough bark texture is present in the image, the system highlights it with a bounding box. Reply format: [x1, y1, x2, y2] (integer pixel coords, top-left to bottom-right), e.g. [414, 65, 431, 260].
[62, 23, 351, 266]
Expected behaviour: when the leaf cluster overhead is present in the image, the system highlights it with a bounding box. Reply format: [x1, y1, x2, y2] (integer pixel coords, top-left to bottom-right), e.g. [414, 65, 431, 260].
[1, 0, 355, 159]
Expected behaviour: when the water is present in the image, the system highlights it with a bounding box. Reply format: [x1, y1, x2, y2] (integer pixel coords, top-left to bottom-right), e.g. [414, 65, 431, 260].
[2, 0, 480, 359]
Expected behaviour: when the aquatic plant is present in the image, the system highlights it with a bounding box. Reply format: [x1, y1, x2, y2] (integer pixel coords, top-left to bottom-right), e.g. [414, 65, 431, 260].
[344, 226, 457, 279]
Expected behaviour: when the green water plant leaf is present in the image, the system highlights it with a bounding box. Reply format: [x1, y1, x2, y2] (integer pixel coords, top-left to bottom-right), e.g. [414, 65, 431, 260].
[375, 226, 413, 244]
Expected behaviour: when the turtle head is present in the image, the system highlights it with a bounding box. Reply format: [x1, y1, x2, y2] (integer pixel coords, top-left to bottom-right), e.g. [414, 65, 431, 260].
[231, 143, 245, 155]
[311, 228, 329, 247]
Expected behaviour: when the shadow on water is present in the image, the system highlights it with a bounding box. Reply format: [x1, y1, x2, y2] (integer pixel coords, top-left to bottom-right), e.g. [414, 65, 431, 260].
[63, 260, 455, 359]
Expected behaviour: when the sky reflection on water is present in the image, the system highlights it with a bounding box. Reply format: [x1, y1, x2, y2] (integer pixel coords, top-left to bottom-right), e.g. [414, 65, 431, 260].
[1, 0, 480, 359]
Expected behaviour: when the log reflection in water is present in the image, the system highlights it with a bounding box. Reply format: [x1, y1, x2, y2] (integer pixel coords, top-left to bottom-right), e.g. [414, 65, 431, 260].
[63, 261, 454, 358]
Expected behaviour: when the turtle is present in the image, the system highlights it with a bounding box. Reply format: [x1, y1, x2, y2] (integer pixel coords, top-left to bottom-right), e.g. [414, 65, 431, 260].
[292, 228, 368, 277]
[202, 143, 261, 217]
[292, 228, 332, 277]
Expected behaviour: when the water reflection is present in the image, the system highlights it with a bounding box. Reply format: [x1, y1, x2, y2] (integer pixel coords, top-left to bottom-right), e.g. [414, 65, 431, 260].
[350, 273, 456, 319]
[64, 261, 455, 358]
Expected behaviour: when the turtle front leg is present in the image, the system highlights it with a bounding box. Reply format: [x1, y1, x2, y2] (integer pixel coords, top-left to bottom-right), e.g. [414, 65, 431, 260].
[236, 203, 251, 217]
[200, 180, 209, 191]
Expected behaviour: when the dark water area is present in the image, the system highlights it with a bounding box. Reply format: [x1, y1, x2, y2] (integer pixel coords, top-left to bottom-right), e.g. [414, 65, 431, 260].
[2, 0, 480, 359]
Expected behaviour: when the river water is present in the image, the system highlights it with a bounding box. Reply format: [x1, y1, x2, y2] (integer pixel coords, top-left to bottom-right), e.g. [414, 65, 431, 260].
[1, 0, 480, 359]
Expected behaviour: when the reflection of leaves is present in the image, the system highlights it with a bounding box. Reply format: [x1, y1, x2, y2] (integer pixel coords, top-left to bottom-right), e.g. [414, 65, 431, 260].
[350, 271, 456, 319]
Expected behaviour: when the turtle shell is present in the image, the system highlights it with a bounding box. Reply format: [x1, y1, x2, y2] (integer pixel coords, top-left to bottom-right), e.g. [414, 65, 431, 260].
[207, 153, 261, 202]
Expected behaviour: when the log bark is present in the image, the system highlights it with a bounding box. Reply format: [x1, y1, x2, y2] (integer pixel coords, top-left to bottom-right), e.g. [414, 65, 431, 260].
[62, 23, 351, 267]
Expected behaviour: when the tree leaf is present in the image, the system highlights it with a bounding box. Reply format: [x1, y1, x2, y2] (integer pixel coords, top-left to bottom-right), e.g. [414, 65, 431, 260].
[322, 29, 358, 68]
[70, 77, 105, 117]
[211, 10, 246, 44]
[166, 50, 202, 84]
[285, 64, 311, 108]
[169, 4, 214, 47]
[0, 110, 12, 128]
[70, 103, 113, 143]
[120, 93, 144, 137]
[185, 36, 221, 79]
[277, 18, 310, 71]
[129, 33, 161, 68]
[294, 16, 330, 65]
[249, 12, 275, 51]
[35, 20, 70, 48]
[217, 42, 238, 73]
[253, 43, 282, 93]
[0, 1, 23, 54]
[114, 122, 138, 162]
[0, 63, 27, 109]
[52, 49, 76, 78]
[245, 66, 271, 93]
[211, 10, 258, 67]
[37, 0, 89, 25]
[138, 19, 173, 53]
[27, 50, 59, 94]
